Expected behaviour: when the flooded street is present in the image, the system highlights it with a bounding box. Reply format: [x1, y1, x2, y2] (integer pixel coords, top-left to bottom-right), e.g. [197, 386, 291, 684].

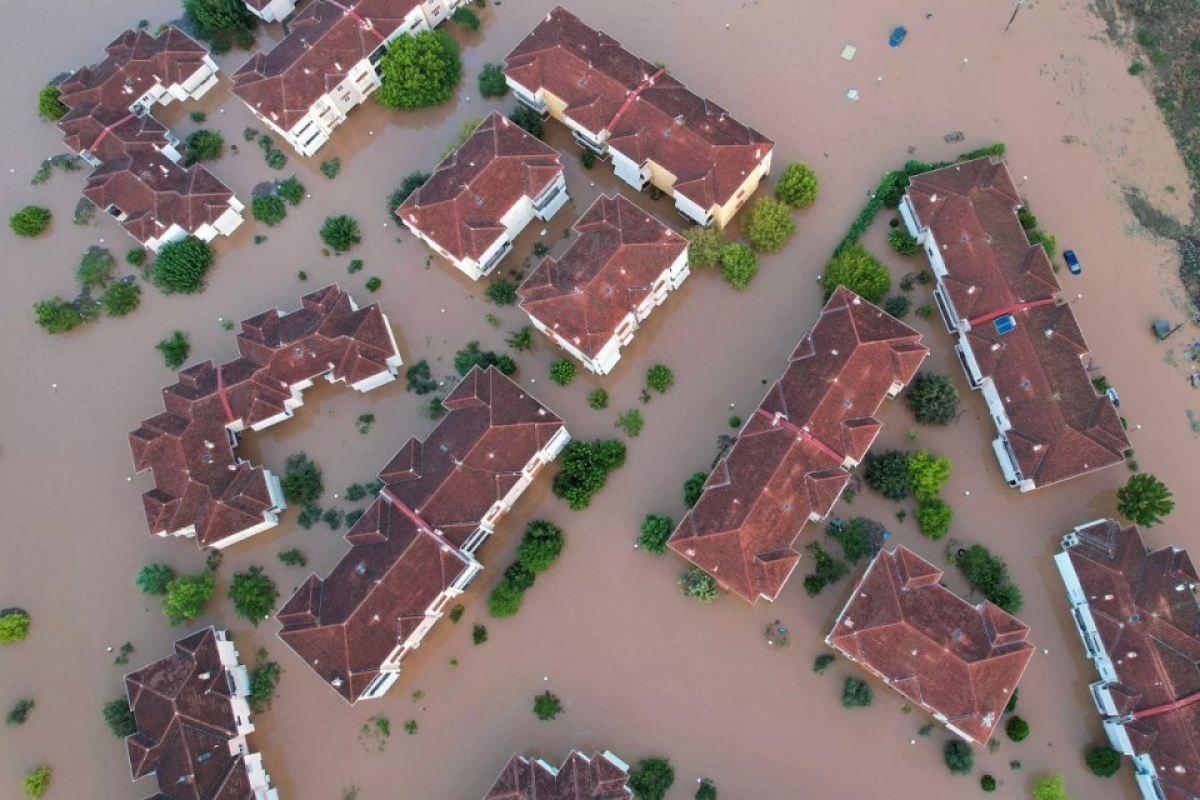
[3, 0, 1199, 798]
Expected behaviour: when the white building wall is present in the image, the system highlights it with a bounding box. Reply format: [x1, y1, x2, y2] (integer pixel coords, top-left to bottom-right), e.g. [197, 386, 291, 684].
[244, 0, 297, 23]
[610, 148, 648, 189]
[674, 190, 711, 226]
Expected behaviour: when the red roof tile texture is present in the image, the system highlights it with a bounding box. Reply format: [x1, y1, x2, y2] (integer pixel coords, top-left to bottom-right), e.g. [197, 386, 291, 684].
[517, 194, 687, 358]
[503, 6, 773, 214]
[907, 157, 1129, 487]
[668, 287, 927, 603]
[398, 112, 564, 262]
[124, 627, 254, 800]
[1061, 520, 1200, 798]
[828, 547, 1035, 745]
[485, 751, 632, 800]
[277, 367, 565, 704]
[128, 285, 399, 548]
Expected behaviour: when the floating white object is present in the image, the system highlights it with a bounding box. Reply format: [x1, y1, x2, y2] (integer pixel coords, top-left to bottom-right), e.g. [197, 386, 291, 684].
[841, 45, 857, 60]
[846, 89, 860, 101]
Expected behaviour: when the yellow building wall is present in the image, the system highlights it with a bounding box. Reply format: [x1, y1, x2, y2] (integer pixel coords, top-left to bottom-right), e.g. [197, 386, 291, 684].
[712, 148, 774, 228]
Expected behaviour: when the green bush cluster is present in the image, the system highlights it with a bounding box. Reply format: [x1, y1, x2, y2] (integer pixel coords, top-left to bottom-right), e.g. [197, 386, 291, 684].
[252, 195, 287, 226]
[229, 566, 279, 625]
[906, 372, 960, 425]
[646, 364, 674, 393]
[321, 215, 362, 253]
[803, 541, 848, 596]
[33, 296, 97, 334]
[479, 63, 508, 97]
[388, 171, 429, 209]
[549, 358, 577, 386]
[151, 236, 214, 295]
[827, 517, 872, 564]
[38, 85, 68, 120]
[957, 544, 1024, 614]
[10, 206, 51, 237]
[488, 521, 565, 617]
[184, 129, 224, 165]
[454, 341, 516, 376]
[821, 243, 890, 303]
[485, 279, 518, 305]
[282, 453, 323, 506]
[745, 196, 795, 252]
[638, 514, 674, 554]
[842, 677, 873, 708]
[629, 758, 675, 800]
[161, 571, 216, 626]
[683, 471, 706, 507]
[376, 30, 461, 110]
[156, 330, 191, 370]
[405, 359, 438, 394]
[616, 409, 644, 437]
[682, 225, 726, 267]
[775, 162, 818, 207]
[552, 439, 625, 510]
[720, 243, 758, 290]
[944, 739, 974, 775]
[0, 610, 32, 644]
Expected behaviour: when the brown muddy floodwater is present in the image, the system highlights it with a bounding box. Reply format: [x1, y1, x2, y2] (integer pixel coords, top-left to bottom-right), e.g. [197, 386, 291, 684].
[2, 1, 1199, 799]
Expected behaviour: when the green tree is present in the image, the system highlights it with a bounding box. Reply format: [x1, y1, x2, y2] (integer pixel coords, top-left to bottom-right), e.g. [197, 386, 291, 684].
[516, 520, 565, 572]
[629, 758, 675, 800]
[485, 279, 518, 305]
[151, 236, 214, 294]
[136, 563, 176, 595]
[0, 610, 32, 644]
[864, 450, 911, 500]
[472, 624, 488, 644]
[251, 195, 287, 226]
[1006, 716, 1030, 742]
[552, 439, 626, 510]
[829, 517, 871, 564]
[509, 105, 545, 138]
[156, 330, 190, 370]
[247, 650, 281, 714]
[22, 766, 51, 799]
[533, 691, 562, 720]
[9, 206, 51, 237]
[679, 567, 719, 603]
[682, 225, 726, 267]
[588, 388, 609, 410]
[842, 677, 873, 708]
[1117, 473, 1175, 526]
[1085, 745, 1122, 778]
[388, 171, 430, 209]
[278, 549, 307, 567]
[719, 243, 758, 290]
[126, 248, 146, 266]
[320, 215, 362, 253]
[980, 775, 997, 792]
[282, 453, 323, 506]
[745, 196, 795, 252]
[887, 228, 919, 257]
[957, 545, 1023, 614]
[102, 697, 136, 737]
[487, 578, 524, 618]
[616, 409, 644, 437]
[813, 653, 836, 674]
[1027, 229, 1057, 259]
[507, 326, 534, 352]
[100, 281, 141, 317]
[684, 471, 707, 507]
[277, 176, 304, 205]
[33, 297, 88, 334]
[479, 63, 508, 97]
[183, 0, 257, 53]
[76, 247, 116, 289]
[366, 276, 382, 292]
[695, 779, 718, 800]
[6, 698, 34, 725]
[451, 7, 481, 31]
[1032, 774, 1069, 800]
[184, 129, 224, 165]
[944, 740, 974, 775]
[883, 294, 911, 318]
[229, 566, 279, 625]
[906, 372, 959, 425]
[775, 162, 819, 207]
[638, 515, 674, 554]
[821, 244, 891, 303]
[503, 562, 536, 592]
[376, 31, 462, 110]
[161, 572, 216, 626]
[646, 364, 674, 393]
[908, 450, 951, 501]
[454, 341, 516, 376]
[915, 498, 952, 539]
[550, 358, 577, 386]
[37, 85, 68, 120]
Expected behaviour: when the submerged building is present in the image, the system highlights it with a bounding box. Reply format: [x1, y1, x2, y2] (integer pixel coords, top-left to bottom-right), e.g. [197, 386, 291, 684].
[484, 750, 632, 800]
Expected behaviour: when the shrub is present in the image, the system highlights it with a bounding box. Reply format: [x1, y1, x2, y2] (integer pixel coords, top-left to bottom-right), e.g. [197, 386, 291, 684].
[252, 195, 287, 226]
[1017, 207, 1038, 230]
[864, 450, 911, 500]
[22, 766, 51, 799]
[184, 129, 224, 165]
[821, 244, 890, 303]
[1032, 774, 1068, 800]
[319, 157, 341, 179]
[719, 243, 758, 290]
[1086, 745, 1122, 778]
[915, 498, 952, 539]
[455, 341, 517, 376]
[684, 471, 707, 507]
[646, 364, 674, 393]
[472, 624, 488, 644]
[282, 453, 323, 506]
[981, 775, 997, 792]
[908, 450, 952, 501]
[376, 30, 461, 109]
[1117, 473, 1175, 526]
[552, 439, 626, 509]
[103, 697, 136, 737]
[616, 409, 644, 437]
[1027, 229, 1057, 259]
[813, 653, 836, 674]
[479, 63, 508, 97]
[682, 225, 726, 267]
[405, 360, 438, 394]
[679, 567, 719, 603]
[451, 6, 481, 30]
[1129, 61, 1145, 75]
[506, 326, 535, 352]
[906, 372, 959, 425]
[9, 206, 51, 237]
[550, 358, 577, 386]
[958, 544, 1023, 614]
[389, 171, 430, 209]
[588, 388, 609, 410]
[581, 150, 596, 169]
[728, 415, 741, 428]
[247, 650, 281, 714]
[503, 562, 536, 592]
[842, 677, 873, 708]
[100, 281, 141, 317]
[487, 578, 524, 618]
[887, 228, 919, 256]
[533, 240, 551, 257]
[486, 279, 518, 305]
[277, 176, 305, 205]
[321, 215, 362, 253]
[944, 740, 974, 775]
[183, 0, 257, 53]
[776, 162, 818, 207]
[156, 331, 190, 370]
[629, 758, 675, 800]
[829, 517, 871, 564]
[161, 572, 216, 626]
[1005, 716, 1030, 742]
[264, 146, 287, 170]
[136, 563, 176, 595]
[229, 566, 279, 625]
[278, 549, 307, 567]
[0, 610, 32, 644]
[516, 520, 565, 572]
[151, 236, 214, 294]
[366, 276, 382, 292]
[883, 294, 911, 318]
[638, 515, 674, 554]
[533, 691, 562, 720]
[509, 105, 544, 138]
[803, 541, 848, 596]
[33, 297, 89, 334]
[695, 780, 718, 800]
[38, 85, 68, 120]
[745, 196, 795, 252]
[126, 248, 146, 266]
[916, 304, 933, 318]
[6, 698, 34, 725]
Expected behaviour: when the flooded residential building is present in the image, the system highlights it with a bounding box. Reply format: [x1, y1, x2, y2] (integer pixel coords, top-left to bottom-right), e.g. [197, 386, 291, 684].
[1055, 519, 1200, 800]
[231, 0, 461, 156]
[503, 6, 774, 229]
[517, 193, 689, 374]
[900, 156, 1129, 490]
[277, 366, 569, 703]
[55, 27, 243, 252]
[485, 750, 632, 799]
[827, 546, 1034, 746]
[128, 285, 402, 549]
[668, 288, 927, 603]
[242, 0, 298, 23]
[124, 627, 278, 800]
[398, 112, 568, 280]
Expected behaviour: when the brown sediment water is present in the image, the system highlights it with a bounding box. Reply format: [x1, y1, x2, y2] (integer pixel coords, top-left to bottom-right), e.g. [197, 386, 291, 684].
[2, 1, 1198, 798]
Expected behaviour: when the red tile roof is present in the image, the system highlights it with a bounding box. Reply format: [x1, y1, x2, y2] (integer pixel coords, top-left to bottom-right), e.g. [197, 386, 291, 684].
[907, 157, 1129, 487]
[517, 194, 687, 358]
[1060, 520, 1200, 798]
[503, 6, 773, 214]
[828, 547, 1035, 745]
[668, 288, 927, 603]
[398, 112, 564, 263]
[277, 367, 565, 703]
[124, 627, 256, 800]
[57, 28, 209, 115]
[231, 0, 422, 132]
[485, 751, 632, 800]
[129, 286, 400, 548]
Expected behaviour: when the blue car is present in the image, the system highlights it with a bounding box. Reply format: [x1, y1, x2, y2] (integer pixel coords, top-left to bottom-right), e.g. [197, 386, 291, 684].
[889, 26, 907, 47]
[1063, 250, 1081, 275]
